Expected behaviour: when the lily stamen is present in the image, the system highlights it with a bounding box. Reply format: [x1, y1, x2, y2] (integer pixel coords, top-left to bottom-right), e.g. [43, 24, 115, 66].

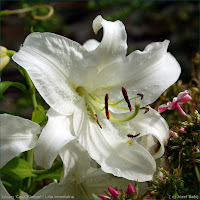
[93, 114, 102, 129]
[105, 93, 110, 119]
[137, 93, 144, 100]
[122, 87, 132, 111]
[140, 106, 150, 114]
[77, 86, 141, 126]
[127, 133, 141, 138]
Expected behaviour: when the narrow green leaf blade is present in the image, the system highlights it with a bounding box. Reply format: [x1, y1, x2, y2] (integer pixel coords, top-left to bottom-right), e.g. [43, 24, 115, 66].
[35, 170, 62, 181]
[0, 81, 27, 98]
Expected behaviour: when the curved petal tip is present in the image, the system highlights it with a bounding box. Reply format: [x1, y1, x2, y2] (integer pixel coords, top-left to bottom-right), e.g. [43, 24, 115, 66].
[93, 15, 103, 35]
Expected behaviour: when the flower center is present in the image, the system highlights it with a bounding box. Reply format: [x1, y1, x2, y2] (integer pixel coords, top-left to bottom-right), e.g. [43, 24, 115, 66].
[76, 86, 143, 136]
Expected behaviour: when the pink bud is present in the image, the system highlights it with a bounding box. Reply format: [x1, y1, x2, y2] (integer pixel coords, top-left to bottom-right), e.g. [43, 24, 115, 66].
[108, 186, 118, 197]
[170, 130, 178, 137]
[162, 179, 166, 183]
[179, 127, 186, 133]
[127, 183, 135, 194]
[197, 119, 200, 125]
[98, 194, 110, 199]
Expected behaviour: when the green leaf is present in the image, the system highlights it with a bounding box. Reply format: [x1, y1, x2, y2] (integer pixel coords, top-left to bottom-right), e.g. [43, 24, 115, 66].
[0, 81, 27, 99]
[32, 105, 48, 126]
[193, 152, 200, 158]
[35, 170, 62, 181]
[1, 157, 36, 180]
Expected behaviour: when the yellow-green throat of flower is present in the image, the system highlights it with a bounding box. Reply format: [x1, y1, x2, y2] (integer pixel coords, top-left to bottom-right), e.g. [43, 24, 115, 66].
[76, 86, 145, 137]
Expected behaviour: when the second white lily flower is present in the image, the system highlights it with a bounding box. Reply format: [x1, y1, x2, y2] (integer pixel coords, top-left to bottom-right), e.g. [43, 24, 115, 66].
[13, 15, 181, 181]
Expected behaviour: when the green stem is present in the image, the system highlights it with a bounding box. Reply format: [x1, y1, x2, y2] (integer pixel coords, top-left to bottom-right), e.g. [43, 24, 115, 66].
[7, 50, 16, 57]
[0, 5, 54, 20]
[26, 149, 34, 188]
[22, 69, 38, 191]
[195, 164, 200, 182]
[31, 92, 38, 110]
[8, 64, 19, 70]
[31, 161, 63, 175]
[23, 69, 38, 109]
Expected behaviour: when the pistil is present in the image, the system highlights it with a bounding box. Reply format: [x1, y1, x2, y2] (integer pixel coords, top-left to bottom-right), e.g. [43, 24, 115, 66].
[108, 101, 140, 123]
[76, 86, 142, 132]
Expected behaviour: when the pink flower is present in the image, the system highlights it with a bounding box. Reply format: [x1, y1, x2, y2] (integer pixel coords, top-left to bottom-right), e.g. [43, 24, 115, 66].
[158, 90, 192, 115]
[127, 183, 135, 194]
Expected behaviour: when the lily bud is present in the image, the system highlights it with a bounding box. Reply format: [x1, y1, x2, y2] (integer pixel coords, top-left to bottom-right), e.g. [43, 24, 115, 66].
[0, 46, 15, 70]
[0, 46, 10, 70]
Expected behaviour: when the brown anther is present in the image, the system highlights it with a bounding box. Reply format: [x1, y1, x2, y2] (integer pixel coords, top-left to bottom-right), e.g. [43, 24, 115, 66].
[141, 106, 150, 114]
[137, 93, 144, 100]
[122, 87, 132, 111]
[144, 107, 149, 114]
[127, 133, 141, 138]
[105, 93, 110, 119]
[93, 114, 102, 129]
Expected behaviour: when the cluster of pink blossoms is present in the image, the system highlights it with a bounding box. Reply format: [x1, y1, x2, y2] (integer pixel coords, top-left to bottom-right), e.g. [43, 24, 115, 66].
[99, 183, 155, 200]
[99, 184, 136, 199]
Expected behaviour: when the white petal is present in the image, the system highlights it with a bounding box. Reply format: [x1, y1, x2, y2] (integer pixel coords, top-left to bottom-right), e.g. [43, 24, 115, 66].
[89, 15, 127, 71]
[94, 40, 181, 108]
[76, 107, 156, 181]
[59, 140, 91, 181]
[129, 108, 169, 159]
[32, 168, 146, 199]
[12, 32, 90, 115]
[83, 39, 100, 52]
[0, 114, 39, 168]
[73, 100, 87, 137]
[31, 181, 84, 199]
[82, 168, 147, 198]
[34, 108, 75, 169]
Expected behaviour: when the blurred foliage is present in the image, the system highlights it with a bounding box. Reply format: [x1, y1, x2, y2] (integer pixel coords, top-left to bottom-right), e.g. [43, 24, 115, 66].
[145, 110, 200, 198]
[19, 0, 66, 33]
[89, 0, 198, 82]
[89, 0, 156, 22]
[144, 53, 200, 199]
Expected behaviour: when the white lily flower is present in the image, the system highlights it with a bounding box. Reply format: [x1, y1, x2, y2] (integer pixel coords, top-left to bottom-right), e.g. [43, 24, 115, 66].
[31, 141, 146, 200]
[0, 114, 40, 198]
[1, 140, 140, 200]
[13, 15, 181, 181]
